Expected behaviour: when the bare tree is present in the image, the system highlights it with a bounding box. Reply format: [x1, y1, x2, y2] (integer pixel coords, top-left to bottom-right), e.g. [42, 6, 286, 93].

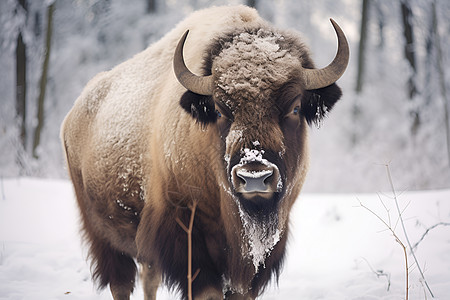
[247, 0, 257, 8]
[355, 0, 370, 94]
[430, 0, 450, 167]
[32, 2, 55, 158]
[15, 0, 27, 151]
[400, 0, 420, 134]
[146, 0, 156, 13]
[374, 0, 385, 49]
[352, 0, 370, 145]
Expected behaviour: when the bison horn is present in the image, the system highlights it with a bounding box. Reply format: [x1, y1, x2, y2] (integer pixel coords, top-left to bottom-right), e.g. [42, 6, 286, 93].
[302, 19, 349, 90]
[173, 30, 214, 96]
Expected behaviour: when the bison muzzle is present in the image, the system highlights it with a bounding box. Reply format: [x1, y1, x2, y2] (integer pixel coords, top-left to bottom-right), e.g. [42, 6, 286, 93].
[61, 5, 349, 300]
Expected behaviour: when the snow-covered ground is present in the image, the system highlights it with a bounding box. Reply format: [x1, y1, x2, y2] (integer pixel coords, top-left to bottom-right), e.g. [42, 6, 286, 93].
[0, 178, 449, 299]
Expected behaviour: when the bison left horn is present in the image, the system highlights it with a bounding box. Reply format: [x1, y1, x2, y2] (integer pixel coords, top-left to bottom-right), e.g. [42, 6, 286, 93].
[302, 19, 349, 90]
[173, 30, 214, 96]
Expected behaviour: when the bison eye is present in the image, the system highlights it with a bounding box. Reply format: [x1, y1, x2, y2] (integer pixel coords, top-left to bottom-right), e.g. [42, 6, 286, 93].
[216, 109, 222, 118]
[293, 106, 300, 115]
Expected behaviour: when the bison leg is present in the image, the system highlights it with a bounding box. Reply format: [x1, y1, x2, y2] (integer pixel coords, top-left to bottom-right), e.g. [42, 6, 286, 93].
[110, 284, 131, 300]
[87, 235, 137, 300]
[140, 263, 161, 300]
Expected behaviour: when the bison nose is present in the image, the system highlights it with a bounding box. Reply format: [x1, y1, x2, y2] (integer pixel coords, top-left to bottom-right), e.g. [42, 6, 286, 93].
[231, 163, 280, 196]
[236, 168, 273, 192]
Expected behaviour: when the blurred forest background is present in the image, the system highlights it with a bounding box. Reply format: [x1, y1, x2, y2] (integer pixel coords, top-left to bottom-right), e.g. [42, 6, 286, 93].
[1, 0, 449, 192]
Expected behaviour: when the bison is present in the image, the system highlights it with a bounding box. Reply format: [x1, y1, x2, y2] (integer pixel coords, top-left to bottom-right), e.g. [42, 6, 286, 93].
[61, 5, 349, 300]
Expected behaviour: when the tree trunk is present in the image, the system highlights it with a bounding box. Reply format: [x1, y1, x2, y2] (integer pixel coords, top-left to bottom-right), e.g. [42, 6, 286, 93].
[146, 0, 156, 13]
[32, 2, 54, 158]
[374, 0, 385, 49]
[247, 0, 256, 8]
[355, 0, 369, 94]
[431, 0, 450, 168]
[352, 0, 370, 145]
[424, 0, 434, 107]
[16, 0, 27, 151]
[16, 32, 27, 150]
[400, 0, 420, 133]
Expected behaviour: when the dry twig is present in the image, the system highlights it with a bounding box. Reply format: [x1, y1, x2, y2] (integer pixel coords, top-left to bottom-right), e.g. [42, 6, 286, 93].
[358, 199, 409, 299]
[412, 222, 450, 251]
[176, 200, 199, 300]
[384, 164, 434, 298]
[361, 257, 391, 291]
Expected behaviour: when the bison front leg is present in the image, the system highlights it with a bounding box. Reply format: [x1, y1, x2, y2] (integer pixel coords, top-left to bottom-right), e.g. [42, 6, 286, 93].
[110, 284, 131, 300]
[103, 248, 137, 300]
[140, 263, 161, 300]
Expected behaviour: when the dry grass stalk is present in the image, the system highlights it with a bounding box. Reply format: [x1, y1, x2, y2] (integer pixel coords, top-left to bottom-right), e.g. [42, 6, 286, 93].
[176, 200, 199, 300]
[358, 199, 409, 299]
[384, 164, 434, 298]
[358, 163, 436, 299]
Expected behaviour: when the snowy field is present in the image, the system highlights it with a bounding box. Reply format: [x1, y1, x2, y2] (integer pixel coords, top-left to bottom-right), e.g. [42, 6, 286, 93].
[1, 178, 449, 299]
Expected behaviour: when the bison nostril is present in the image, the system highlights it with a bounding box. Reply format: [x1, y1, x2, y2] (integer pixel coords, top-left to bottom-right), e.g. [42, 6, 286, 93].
[236, 175, 246, 186]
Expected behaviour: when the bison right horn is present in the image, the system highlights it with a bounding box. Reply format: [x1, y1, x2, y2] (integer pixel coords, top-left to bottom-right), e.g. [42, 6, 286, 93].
[302, 19, 349, 90]
[173, 30, 214, 96]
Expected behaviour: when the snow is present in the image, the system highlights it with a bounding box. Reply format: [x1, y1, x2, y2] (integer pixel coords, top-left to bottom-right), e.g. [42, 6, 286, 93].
[1, 178, 449, 299]
[225, 129, 244, 151]
[240, 148, 268, 165]
[236, 169, 273, 179]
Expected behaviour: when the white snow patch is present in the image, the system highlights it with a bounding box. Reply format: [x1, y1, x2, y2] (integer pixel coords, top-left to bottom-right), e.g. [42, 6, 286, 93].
[220, 181, 234, 197]
[236, 169, 273, 179]
[240, 148, 268, 165]
[226, 129, 243, 149]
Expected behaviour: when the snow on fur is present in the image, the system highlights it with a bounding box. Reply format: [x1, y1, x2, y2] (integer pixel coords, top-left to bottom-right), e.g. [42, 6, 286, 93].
[215, 28, 301, 106]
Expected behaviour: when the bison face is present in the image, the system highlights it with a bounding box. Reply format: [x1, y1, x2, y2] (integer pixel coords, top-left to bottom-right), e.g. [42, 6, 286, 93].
[218, 81, 343, 219]
[179, 78, 341, 220]
[217, 94, 298, 220]
[175, 22, 347, 215]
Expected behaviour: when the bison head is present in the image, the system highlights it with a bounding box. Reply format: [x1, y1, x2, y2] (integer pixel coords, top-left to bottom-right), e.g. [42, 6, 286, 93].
[174, 19, 348, 272]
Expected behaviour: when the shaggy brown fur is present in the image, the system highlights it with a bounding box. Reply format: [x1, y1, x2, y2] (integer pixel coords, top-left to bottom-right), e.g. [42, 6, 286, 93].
[61, 5, 346, 300]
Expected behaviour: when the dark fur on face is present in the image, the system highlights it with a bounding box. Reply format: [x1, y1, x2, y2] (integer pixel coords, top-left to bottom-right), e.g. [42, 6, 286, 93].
[301, 83, 342, 127]
[179, 91, 217, 126]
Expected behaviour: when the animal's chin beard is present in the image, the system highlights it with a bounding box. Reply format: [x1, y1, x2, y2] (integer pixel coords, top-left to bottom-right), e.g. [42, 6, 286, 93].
[234, 191, 282, 221]
[232, 192, 283, 273]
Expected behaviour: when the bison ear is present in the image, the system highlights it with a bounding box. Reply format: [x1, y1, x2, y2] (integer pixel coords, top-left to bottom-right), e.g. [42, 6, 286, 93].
[180, 91, 218, 125]
[301, 83, 342, 127]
